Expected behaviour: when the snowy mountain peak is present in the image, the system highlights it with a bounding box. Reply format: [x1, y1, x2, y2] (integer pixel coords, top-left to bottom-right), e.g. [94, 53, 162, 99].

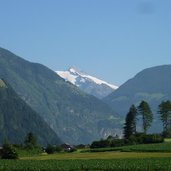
[56, 68, 118, 99]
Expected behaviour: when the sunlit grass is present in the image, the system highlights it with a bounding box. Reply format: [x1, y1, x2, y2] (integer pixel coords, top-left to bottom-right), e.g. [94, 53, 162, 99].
[164, 138, 171, 143]
[21, 151, 171, 160]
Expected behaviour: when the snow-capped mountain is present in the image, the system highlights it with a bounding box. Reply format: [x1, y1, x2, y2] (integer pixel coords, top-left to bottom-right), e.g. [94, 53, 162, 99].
[56, 67, 118, 99]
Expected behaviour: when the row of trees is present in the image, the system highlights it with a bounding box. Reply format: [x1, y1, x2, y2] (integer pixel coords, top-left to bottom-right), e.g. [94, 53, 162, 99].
[90, 100, 170, 149]
[123, 100, 171, 140]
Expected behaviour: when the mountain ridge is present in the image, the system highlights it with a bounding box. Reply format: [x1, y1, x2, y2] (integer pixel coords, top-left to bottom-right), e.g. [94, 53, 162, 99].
[0, 47, 122, 144]
[104, 64, 171, 132]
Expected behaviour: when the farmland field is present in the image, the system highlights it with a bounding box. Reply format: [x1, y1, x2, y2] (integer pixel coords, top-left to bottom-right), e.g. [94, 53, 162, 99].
[1, 142, 171, 171]
[1, 157, 171, 171]
[10, 150, 171, 171]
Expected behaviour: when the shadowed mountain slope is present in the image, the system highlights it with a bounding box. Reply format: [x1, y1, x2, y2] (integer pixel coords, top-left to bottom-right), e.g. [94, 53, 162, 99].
[0, 79, 62, 145]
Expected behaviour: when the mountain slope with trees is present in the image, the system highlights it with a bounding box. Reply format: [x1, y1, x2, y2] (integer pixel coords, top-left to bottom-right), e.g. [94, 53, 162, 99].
[0, 79, 62, 145]
[0, 47, 121, 144]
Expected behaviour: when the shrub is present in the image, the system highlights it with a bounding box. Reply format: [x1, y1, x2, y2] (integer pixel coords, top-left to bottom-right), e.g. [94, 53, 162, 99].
[45, 145, 62, 154]
[143, 134, 164, 144]
[90, 139, 110, 148]
[55, 146, 62, 152]
[162, 130, 171, 138]
[45, 145, 56, 154]
[1, 143, 18, 159]
[126, 133, 164, 144]
[110, 139, 125, 147]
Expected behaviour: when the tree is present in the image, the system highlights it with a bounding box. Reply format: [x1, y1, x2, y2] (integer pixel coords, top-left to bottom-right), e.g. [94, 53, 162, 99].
[123, 105, 137, 139]
[24, 132, 38, 149]
[158, 100, 171, 137]
[138, 101, 153, 134]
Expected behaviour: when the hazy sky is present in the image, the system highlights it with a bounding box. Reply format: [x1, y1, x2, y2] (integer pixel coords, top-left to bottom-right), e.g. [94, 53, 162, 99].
[0, 0, 171, 85]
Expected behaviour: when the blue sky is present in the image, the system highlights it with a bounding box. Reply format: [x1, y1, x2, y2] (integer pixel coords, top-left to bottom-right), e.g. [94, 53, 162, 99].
[0, 0, 171, 85]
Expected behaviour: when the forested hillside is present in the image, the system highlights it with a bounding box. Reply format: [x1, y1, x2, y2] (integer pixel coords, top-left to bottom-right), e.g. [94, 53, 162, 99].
[0, 79, 62, 145]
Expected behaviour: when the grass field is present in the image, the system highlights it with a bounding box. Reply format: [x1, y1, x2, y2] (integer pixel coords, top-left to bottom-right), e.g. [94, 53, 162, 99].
[1, 157, 171, 171]
[164, 138, 171, 143]
[84, 141, 171, 153]
[21, 151, 171, 160]
[1, 142, 171, 171]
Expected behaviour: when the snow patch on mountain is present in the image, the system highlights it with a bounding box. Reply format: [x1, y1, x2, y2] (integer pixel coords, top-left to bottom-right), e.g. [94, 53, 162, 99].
[56, 67, 118, 98]
[57, 71, 77, 85]
[79, 73, 118, 90]
[57, 68, 118, 89]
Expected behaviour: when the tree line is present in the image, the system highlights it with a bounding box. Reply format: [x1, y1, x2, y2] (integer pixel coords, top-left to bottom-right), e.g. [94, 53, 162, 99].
[124, 100, 171, 140]
[91, 100, 171, 148]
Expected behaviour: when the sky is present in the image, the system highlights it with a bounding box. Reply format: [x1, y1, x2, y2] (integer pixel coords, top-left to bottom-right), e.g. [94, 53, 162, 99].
[0, 0, 171, 86]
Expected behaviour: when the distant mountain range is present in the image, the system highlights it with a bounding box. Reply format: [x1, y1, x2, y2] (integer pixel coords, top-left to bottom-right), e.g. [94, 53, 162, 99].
[104, 65, 171, 132]
[56, 68, 118, 99]
[0, 47, 122, 144]
[0, 79, 62, 145]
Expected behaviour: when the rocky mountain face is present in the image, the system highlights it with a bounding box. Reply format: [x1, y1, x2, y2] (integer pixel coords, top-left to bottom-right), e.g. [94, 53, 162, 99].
[56, 67, 118, 99]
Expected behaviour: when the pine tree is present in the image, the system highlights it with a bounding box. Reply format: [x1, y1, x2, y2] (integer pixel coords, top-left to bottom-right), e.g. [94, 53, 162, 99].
[123, 105, 137, 139]
[158, 100, 171, 137]
[24, 132, 38, 149]
[138, 101, 153, 134]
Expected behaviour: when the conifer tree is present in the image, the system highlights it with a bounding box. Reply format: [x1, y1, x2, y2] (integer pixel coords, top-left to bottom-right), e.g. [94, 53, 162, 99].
[138, 101, 153, 134]
[24, 132, 37, 149]
[158, 100, 171, 137]
[123, 105, 137, 139]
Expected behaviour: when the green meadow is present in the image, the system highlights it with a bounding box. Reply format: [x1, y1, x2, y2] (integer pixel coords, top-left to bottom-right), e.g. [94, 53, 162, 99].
[0, 157, 171, 171]
[0, 141, 170, 171]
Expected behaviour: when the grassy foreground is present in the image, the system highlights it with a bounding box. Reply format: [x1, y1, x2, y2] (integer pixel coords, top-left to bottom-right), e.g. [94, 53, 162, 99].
[1, 157, 171, 171]
[1, 142, 171, 171]
[19, 151, 171, 171]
